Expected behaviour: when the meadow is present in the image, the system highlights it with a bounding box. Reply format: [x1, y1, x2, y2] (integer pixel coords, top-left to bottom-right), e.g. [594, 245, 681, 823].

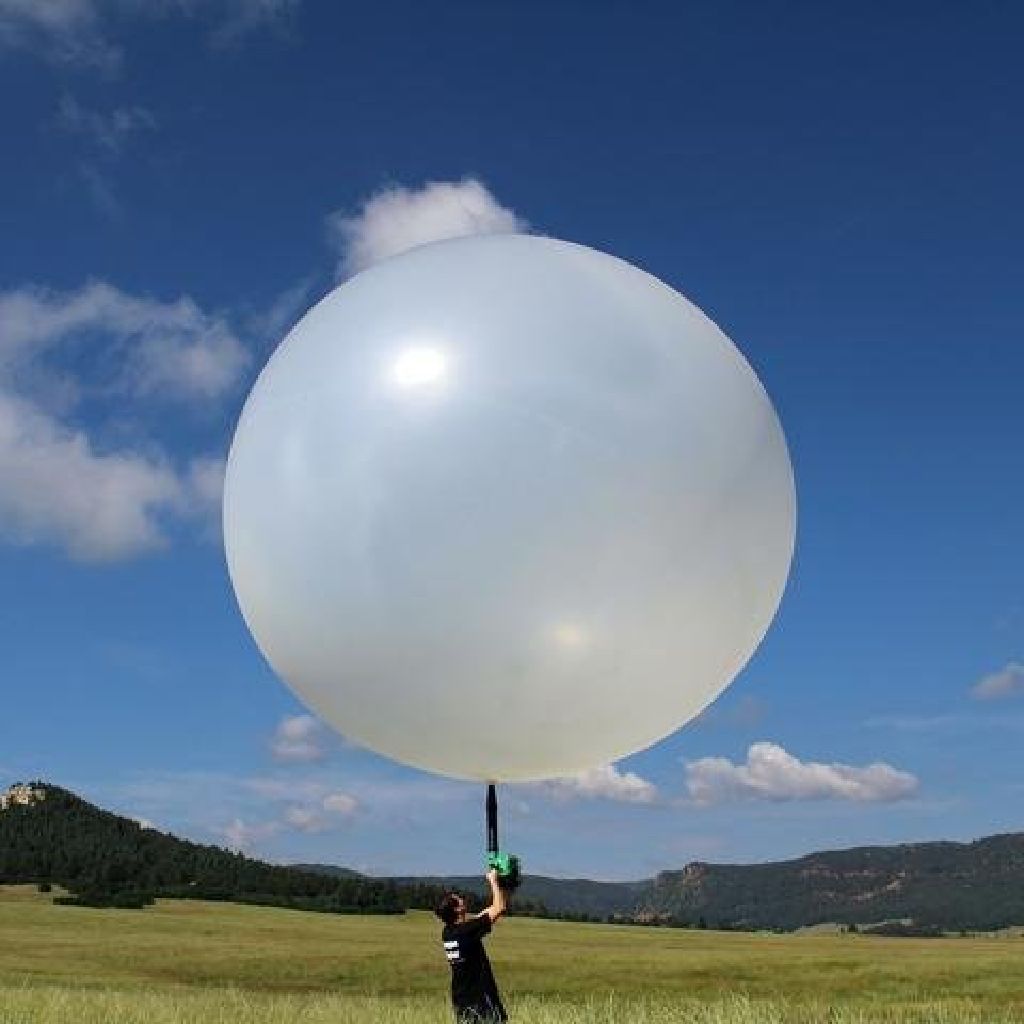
[0, 885, 1021, 1023]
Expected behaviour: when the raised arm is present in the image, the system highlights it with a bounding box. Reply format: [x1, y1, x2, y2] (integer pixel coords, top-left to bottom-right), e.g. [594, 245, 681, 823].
[478, 868, 506, 923]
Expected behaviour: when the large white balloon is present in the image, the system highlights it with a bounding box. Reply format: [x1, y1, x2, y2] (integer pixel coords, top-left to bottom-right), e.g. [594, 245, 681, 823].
[224, 235, 795, 783]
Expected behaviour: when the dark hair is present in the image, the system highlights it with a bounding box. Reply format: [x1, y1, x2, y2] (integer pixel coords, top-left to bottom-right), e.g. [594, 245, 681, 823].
[435, 891, 461, 925]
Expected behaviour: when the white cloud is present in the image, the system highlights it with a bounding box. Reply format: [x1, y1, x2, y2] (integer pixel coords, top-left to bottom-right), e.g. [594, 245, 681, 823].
[283, 805, 327, 833]
[970, 662, 1024, 700]
[281, 792, 358, 832]
[323, 791, 358, 816]
[0, 281, 245, 561]
[57, 94, 155, 154]
[270, 715, 326, 762]
[0, 389, 182, 560]
[0, 281, 249, 401]
[134, 321, 248, 400]
[0, 387, 227, 558]
[685, 742, 918, 806]
[542, 764, 657, 805]
[327, 178, 527, 279]
[217, 816, 279, 850]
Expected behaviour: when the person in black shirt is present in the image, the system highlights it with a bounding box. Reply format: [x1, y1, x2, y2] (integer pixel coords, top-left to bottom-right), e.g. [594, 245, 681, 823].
[436, 868, 508, 1022]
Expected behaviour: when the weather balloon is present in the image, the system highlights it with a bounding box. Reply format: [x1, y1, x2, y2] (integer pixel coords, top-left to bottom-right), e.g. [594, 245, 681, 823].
[223, 234, 795, 783]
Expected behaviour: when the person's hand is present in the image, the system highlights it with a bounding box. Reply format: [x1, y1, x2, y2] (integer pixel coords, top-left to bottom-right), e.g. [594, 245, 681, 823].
[486, 868, 499, 886]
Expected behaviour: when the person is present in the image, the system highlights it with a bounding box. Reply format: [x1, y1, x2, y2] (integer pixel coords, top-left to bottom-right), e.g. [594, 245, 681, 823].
[435, 868, 508, 1022]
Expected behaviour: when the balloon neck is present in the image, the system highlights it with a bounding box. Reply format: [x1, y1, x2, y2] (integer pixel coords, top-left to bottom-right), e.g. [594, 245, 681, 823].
[484, 783, 521, 891]
[486, 783, 498, 854]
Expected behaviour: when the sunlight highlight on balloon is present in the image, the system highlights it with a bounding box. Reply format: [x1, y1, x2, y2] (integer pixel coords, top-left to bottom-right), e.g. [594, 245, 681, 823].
[389, 346, 449, 391]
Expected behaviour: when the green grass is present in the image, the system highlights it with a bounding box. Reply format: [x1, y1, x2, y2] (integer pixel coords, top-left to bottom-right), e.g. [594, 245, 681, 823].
[1, 886, 1022, 1022]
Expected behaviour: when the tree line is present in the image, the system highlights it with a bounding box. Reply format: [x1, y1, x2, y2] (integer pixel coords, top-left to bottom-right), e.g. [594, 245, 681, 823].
[0, 784, 445, 914]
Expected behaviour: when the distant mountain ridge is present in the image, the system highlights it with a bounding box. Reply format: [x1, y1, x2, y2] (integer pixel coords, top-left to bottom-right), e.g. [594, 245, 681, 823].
[308, 836, 1024, 931]
[387, 874, 651, 920]
[4, 782, 1024, 930]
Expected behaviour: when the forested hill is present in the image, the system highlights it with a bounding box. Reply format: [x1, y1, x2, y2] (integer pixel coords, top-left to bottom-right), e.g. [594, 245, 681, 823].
[319, 835, 1024, 931]
[0, 783, 443, 913]
[5, 782, 1024, 930]
[644, 834, 1024, 931]
[385, 873, 650, 920]
[327, 842, 1024, 931]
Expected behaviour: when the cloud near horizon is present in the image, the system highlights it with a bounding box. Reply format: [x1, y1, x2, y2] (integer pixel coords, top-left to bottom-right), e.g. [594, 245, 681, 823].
[540, 764, 658, 805]
[327, 178, 527, 279]
[217, 816, 280, 850]
[203, 770, 360, 845]
[282, 791, 360, 834]
[685, 742, 918, 805]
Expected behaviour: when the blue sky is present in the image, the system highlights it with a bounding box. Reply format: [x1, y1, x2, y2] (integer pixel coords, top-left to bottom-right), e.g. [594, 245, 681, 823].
[1, 0, 1022, 879]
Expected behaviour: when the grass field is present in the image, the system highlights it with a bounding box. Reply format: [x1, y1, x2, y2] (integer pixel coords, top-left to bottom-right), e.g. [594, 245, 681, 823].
[1, 885, 1022, 1022]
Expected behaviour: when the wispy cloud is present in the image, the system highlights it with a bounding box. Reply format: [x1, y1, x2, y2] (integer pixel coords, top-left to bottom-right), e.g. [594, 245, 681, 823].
[684, 742, 918, 806]
[55, 96, 156, 212]
[181, 455, 226, 541]
[245, 277, 315, 351]
[865, 710, 1024, 735]
[863, 713, 965, 733]
[206, 0, 300, 47]
[76, 161, 121, 217]
[327, 178, 527, 279]
[92, 769, 363, 852]
[56, 94, 155, 155]
[269, 715, 326, 763]
[539, 764, 658, 805]
[0, 0, 301, 70]
[0, 281, 250, 401]
[282, 791, 359, 834]
[0, 0, 120, 70]
[970, 662, 1024, 701]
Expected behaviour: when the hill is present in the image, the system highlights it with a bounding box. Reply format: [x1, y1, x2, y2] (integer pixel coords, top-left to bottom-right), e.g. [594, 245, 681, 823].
[5, 781, 1024, 930]
[291, 863, 366, 879]
[319, 841, 1024, 931]
[0, 782, 442, 914]
[645, 834, 1024, 931]
[388, 873, 649, 920]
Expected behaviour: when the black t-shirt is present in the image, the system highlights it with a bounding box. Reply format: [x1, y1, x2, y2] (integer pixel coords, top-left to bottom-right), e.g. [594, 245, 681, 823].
[441, 915, 507, 1021]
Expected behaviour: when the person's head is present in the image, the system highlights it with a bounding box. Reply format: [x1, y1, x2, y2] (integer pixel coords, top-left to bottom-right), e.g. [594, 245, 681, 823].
[435, 891, 467, 926]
